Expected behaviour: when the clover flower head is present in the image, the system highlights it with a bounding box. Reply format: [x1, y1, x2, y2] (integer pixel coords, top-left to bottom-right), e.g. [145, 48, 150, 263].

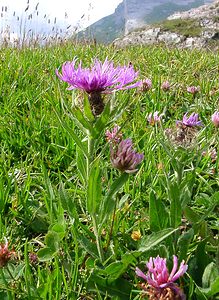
[178, 112, 202, 127]
[110, 138, 144, 173]
[161, 80, 171, 91]
[140, 78, 152, 92]
[211, 111, 219, 128]
[106, 125, 122, 144]
[136, 255, 187, 300]
[147, 111, 163, 125]
[187, 85, 200, 95]
[0, 241, 15, 267]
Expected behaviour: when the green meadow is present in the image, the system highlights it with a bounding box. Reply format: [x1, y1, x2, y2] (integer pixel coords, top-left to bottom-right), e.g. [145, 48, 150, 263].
[0, 41, 218, 299]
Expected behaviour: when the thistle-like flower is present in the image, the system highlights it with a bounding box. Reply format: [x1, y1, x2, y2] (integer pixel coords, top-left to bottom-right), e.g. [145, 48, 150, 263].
[136, 255, 188, 300]
[187, 85, 200, 95]
[56, 57, 141, 116]
[147, 111, 163, 125]
[110, 138, 144, 173]
[0, 241, 15, 267]
[179, 112, 203, 127]
[161, 80, 171, 92]
[140, 78, 152, 92]
[211, 111, 219, 128]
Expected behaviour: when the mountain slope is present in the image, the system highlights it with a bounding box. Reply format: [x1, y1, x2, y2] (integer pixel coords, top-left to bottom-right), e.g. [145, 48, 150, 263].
[113, 0, 219, 49]
[78, 0, 213, 43]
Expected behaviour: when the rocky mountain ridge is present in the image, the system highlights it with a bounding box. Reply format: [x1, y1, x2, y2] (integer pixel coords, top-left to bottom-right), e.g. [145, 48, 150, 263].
[113, 0, 219, 49]
[79, 0, 213, 43]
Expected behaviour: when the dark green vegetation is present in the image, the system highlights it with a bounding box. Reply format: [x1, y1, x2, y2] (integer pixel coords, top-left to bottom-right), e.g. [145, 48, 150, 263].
[157, 18, 203, 37]
[0, 42, 218, 299]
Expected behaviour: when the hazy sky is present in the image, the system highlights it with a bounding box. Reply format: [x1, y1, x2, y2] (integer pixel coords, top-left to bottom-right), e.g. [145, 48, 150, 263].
[0, 0, 123, 36]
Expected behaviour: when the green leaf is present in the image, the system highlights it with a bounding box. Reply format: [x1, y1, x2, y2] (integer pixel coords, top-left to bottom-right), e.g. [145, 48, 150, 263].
[72, 106, 95, 136]
[76, 146, 87, 185]
[202, 262, 219, 289]
[87, 158, 102, 216]
[58, 182, 79, 220]
[149, 190, 169, 231]
[177, 228, 194, 261]
[54, 107, 88, 157]
[139, 228, 178, 252]
[83, 96, 95, 122]
[45, 231, 60, 252]
[169, 182, 182, 228]
[87, 273, 132, 300]
[52, 223, 66, 240]
[100, 172, 129, 224]
[77, 233, 99, 259]
[104, 261, 125, 279]
[93, 100, 111, 136]
[38, 247, 55, 262]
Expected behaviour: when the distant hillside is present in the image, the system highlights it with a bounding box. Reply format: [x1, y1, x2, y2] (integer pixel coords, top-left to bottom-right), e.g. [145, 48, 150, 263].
[113, 0, 219, 50]
[78, 0, 213, 43]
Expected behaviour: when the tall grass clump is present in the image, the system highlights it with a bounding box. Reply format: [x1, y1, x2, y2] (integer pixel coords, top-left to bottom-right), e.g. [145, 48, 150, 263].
[0, 40, 218, 299]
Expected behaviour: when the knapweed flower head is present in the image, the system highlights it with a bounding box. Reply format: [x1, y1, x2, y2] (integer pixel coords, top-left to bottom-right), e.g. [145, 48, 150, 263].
[147, 111, 163, 126]
[56, 57, 141, 116]
[187, 85, 200, 95]
[110, 138, 144, 173]
[179, 112, 203, 127]
[136, 255, 188, 300]
[161, 80, 171, 92]
[0, 241, 15, 267]
[105, 125, 123, 144]
[140, 78, 152, 92]
[211, 111, 219, 128]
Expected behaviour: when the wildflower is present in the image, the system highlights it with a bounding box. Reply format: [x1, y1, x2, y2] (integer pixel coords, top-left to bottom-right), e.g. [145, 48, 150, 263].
[110, 138, 144, 173]
[202, 148, 217, 163]
[187, 85, 200, 95]
[161, 80, 171, 91]
[131, 230, 142, 241]
[140, 78, 152, 92]
[211, 111, 219, 128]
[147, 111, 162, 125]
[178, 112, 203, 127]
[0, 241, 15, 267]
[136, 255, 187, 300]
[29, 252, 38, 265]
[56, 57, 141, 116]
[105, 125, 123, 144]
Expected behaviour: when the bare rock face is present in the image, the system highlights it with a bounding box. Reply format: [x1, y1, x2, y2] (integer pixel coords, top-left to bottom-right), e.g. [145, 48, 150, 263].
[113, 0, 219, 49]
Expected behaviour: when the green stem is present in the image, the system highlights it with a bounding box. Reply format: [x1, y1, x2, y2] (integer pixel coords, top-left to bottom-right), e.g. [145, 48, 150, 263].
[87, 135, 94, 181]
[92, 215, 104, 263]
[87, 134, 104, 262]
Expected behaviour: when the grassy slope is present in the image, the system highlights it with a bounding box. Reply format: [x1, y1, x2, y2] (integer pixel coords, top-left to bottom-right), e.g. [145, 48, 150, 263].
[0, 42, 218, 299]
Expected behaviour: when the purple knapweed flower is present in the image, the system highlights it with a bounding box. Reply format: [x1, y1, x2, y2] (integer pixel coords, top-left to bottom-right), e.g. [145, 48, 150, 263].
[161, 80, 171, 92]
[140, 78, 152, 92]
[136, 255, 188, 300]
[106, 125, 123, 144]
[187, 85, 200, 95]
[178, 112, 203, 127]
[110, 138, 144, 173]
[56, 57, 141, 116]
[211, 111, 219, 128]
[147, 111, 163, 125]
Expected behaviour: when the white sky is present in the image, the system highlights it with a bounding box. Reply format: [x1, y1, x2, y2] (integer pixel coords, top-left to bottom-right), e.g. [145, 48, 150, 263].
[0, 0, 123, 35]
